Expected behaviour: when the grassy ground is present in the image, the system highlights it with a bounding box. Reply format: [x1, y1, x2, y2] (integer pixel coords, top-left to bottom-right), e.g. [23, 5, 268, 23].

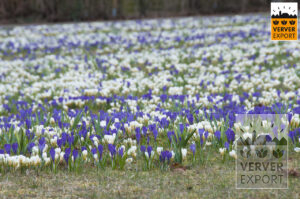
[0, 152, 299, 199]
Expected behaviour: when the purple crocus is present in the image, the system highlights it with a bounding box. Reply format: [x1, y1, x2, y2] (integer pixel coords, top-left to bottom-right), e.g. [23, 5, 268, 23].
[190, 144, 196, 156]
[12, 143, 18, 154]
[187, 113, 194, 124]
[215, 130, 221, 140]
[73, 149, 79, 161]
[91, 148, 97, 155]
[152, 128, 158, 141]
[136, 127, 141, 144]
[289, 130, 296, 144]
[142, 126, 147, 136]
[39, 137, 46, 152]
[81, 146, 87, 152]
[108, 144, 116, 158]
[147, 146, 153, 158]
[98, 144, 103, 159]
[57, 139, 63, 148]
[140, 145, 146, 153]
[167, 131, 177, 143]
[225, 128, 235, 143]
[4, 144, 11, 154]
[179, 123, 185, 133]
[64, 148, 71, 164]
[49, 148, 55, 162]
[68, 135, 74, 146]
[225, 142, 229, 150]
[159, 150, 172, 163]
[27, 142, 35, 153]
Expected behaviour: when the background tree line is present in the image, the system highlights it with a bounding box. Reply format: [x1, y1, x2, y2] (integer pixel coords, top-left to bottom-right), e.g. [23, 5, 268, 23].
[0, 0, 298, 24]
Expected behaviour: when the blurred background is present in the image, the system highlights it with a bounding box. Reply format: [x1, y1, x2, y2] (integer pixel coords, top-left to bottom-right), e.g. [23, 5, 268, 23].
[0, 0, 299, 24]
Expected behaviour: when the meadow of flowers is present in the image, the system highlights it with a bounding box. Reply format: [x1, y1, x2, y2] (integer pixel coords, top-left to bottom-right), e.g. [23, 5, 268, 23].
[0, 14, 299, 173]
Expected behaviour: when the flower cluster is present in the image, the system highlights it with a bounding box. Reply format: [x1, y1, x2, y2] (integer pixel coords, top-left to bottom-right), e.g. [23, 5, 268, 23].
[0, 15, 299, 172]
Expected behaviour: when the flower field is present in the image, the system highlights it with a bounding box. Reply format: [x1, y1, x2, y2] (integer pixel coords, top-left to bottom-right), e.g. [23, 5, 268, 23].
[0, 14, 300, 197]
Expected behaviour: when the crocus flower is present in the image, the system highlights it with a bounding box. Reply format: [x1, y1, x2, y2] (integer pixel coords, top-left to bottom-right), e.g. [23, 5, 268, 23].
[190, 144, 196, 156]
[229, 150, 237, 159]
[118, 147, 124, 157]
[108, 144, 116, 158]
[73, 149, 79, 161]
[142, 126, 147, 136]
[215, 130, 221, 140]
[147, 146, 153, 158]
[91, 148, 97, 154]
[136, 127, 141, 144]
[159, 150, 172, 163]
[289, 130, 296, 144]
[4, 144, 11, 154]
[64, 148, 71, 164]
[179, 123, 184, 133]
[219, 148, 226, 156]
[152, 128, 158, 141]
[140, 145, 146, 153]
[39, 137, 46, 152]
[50, 148, 55, 162]
[68, 135, 74, 146]
[27, 142, 35, 153]
[81, 146, 87, 152]
[225, 128, 235, 143]
[167, 131, 177, 143]
[225, 142, 229, 150]
[12, 143, 18, 154]
[98, 144, 103, 159]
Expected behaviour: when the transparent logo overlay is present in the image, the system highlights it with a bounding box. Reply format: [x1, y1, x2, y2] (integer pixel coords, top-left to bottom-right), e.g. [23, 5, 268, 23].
[235, 114, 288, 189]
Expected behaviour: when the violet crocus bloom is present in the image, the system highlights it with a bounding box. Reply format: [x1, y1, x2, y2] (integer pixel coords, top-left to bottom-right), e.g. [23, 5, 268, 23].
[39, 137, 46, 152]
[159, 150, 172, 163]
[12, 143, 18, 154]
[167, 131, 176, 143]
[142, 126, 147, 136]
[57, 139, 63, 148]
[50, 148, 55, 162]
[73, 149, 79, 161]
[81, 146, 87, 152]
[27, 142, 35, 153]
[98, 144, 103, 159]
[179, 123, 184, 134]
[152, 128, 158, 141]
[225, 128, 235, 143]
[4, 144, 11, 154]
[147, 146, 153, 158]
[91, 148, 97, 154]
[190, 144, 196, 156]
[215, 130, 221, 140]
[225, 142, 229, 150]
[140, 145, 146, 153]
[108, 144, 116, 158]
[64, 148, 71, 164]
[198, 129, 205, 137]
[136, 128, 141, 144]
[118, 148, 124, 157]
[289, 130, 296, 144]
[68, 135, 74, 146]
